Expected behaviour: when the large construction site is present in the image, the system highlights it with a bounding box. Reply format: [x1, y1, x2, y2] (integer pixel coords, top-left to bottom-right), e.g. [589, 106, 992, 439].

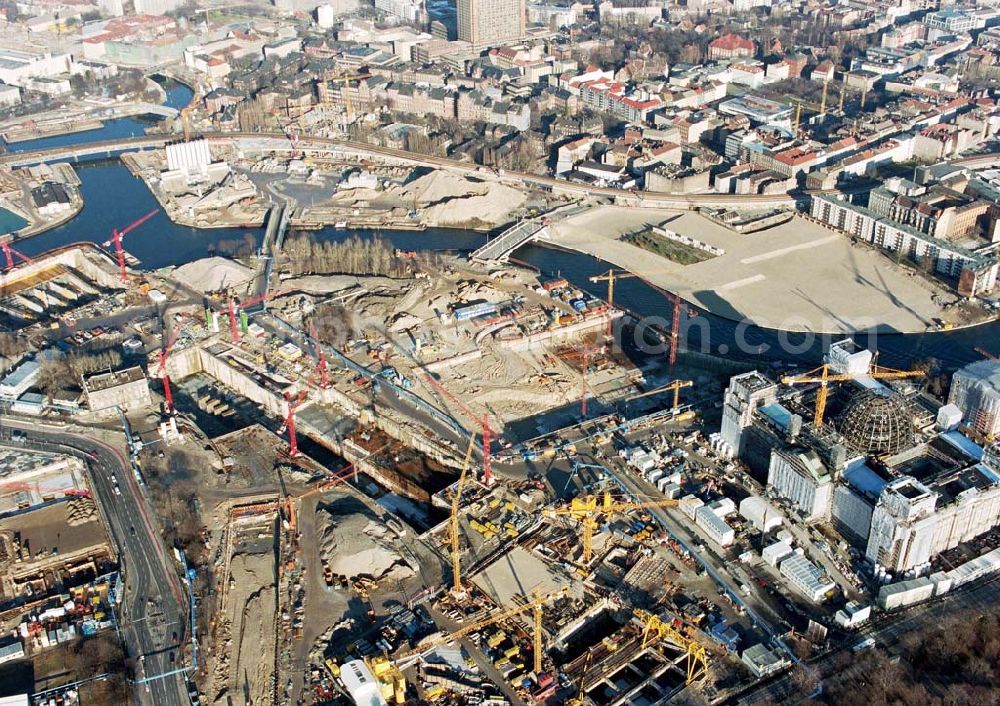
[0, 188, 872, 706]
[0, 445, 115, 602]
[0, 183, 882, 706]
[134, 226, 749, 706]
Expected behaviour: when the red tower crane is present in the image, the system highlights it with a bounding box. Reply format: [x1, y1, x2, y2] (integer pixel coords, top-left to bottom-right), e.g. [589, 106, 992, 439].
[421, 373, 500, 485]
[0, 481, 91, 499]
[309, 322, 330, 389]
[285, 125, 301, 160]
[1, 240, 34, 271]
[666, 291, 697, 369]
[281, 389, 307, 457]
[158, 314, 194, 415]
[104, 209, 159, 283]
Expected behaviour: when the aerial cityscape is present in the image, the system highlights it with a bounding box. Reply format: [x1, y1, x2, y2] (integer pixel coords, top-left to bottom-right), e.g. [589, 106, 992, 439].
[0, 0, 999, 704]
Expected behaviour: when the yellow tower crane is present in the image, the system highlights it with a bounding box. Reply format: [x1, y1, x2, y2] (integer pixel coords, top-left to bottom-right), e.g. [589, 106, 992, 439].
[635, 609, 708, 685]
[568, 652, 593, 706]
[450, 436, 476, 596]
[626, 379, 693, 410]
[589, 269, 638, 309]
[781, 363, 926, 428]
[397, 587, 568, 674]
[589, 269, 637, 336]
[543, 492, 679, 564]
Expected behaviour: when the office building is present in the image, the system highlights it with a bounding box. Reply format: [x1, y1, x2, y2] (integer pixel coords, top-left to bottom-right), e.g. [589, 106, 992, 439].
[134, 0, 182, 14]
[720, 345, 1000, 580]
[767, 448, 835, 520]
[83, 366, 152, 414]
[457, 0, 525, 48]
[867, 466, 1000, 574]
[0, 50, 72, 88]
[98, 0, 124, 15]
[810, 194, 998, 297]
[375, 0, 424, 22]
[720, 371, 779, 463]
[317, 3, 336, 27]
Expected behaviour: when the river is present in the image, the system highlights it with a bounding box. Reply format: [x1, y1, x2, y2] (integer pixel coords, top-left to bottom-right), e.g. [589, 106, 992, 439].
[5, 83, 999, 373]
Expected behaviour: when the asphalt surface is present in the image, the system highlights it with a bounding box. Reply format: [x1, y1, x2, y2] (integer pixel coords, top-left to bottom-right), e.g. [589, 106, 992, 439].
[0, 417, 188, 706]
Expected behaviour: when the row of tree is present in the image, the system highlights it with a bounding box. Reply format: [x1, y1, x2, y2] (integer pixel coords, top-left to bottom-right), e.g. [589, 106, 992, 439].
[283, 234, 410, 278]
[802, 607, 1000, 706]
[36, 347, 124, 400]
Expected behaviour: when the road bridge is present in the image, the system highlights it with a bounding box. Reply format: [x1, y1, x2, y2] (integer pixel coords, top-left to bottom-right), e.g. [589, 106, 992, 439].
[471, 217, 548, 262]
[5, 131, 996, 209]
[1, 135, 172, 166]
[248, 203, 288, 304]
[95, 102, 178, 119]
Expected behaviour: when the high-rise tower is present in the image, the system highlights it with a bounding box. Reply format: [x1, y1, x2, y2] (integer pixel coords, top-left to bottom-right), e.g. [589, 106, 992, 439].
[456, 0, 525, 48]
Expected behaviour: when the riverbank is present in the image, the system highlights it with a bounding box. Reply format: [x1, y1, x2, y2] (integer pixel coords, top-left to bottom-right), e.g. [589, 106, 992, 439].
[3, 120, 105, 144]
[544, 204, 985, 336]
[0, 162, 83, 240]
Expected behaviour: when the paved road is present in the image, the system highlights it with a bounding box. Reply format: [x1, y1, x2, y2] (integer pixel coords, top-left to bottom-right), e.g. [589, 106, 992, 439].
[0, 417, 189, 706]
[611, 468, 788, 638]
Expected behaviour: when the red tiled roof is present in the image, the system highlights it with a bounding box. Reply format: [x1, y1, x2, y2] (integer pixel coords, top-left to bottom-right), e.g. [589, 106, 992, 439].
[709, 34, 754, 51]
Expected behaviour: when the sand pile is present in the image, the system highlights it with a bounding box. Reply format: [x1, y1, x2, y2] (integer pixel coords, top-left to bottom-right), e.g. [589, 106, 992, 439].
[421, 185, 527, 227]
[396, 172, 527, 228]
[317, 497, 414, 580]
[173, 257, 254, 294]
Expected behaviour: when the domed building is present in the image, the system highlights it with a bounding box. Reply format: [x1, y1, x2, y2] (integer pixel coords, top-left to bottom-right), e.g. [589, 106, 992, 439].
[838, 390, 913, 456]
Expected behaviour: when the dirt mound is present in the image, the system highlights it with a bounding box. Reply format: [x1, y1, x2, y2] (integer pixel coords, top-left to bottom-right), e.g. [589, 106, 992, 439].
[173, 256, 253, 293]
[316, 497, 413, 580]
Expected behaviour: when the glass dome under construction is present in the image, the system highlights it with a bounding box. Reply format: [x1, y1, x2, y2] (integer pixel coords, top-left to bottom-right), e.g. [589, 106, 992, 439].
[838, 389, 913, 456]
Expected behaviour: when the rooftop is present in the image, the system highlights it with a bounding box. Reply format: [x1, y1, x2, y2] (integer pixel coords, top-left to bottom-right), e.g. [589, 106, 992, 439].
[83, 366, 146, 392]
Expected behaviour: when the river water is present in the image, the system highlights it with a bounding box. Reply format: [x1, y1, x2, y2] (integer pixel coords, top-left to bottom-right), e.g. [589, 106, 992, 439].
[6, 80, 999, 372]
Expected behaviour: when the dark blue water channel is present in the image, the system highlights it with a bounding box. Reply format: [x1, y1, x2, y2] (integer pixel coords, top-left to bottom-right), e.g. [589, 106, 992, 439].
[6, 82, 999, 372]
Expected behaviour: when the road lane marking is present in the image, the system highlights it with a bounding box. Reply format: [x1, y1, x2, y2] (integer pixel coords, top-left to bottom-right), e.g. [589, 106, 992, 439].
[715, 274, 766, 292]
[740, 234, 840, 264]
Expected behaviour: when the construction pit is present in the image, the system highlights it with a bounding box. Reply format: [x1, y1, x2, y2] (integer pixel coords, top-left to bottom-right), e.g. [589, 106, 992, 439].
[0, 446, 112, 609]
[0, 243, 125, 327]
[246, 162, 549, 231]
[300, 474, 727, 706]
[210, 503, 281, 706]
[155, 253, 643, 501]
